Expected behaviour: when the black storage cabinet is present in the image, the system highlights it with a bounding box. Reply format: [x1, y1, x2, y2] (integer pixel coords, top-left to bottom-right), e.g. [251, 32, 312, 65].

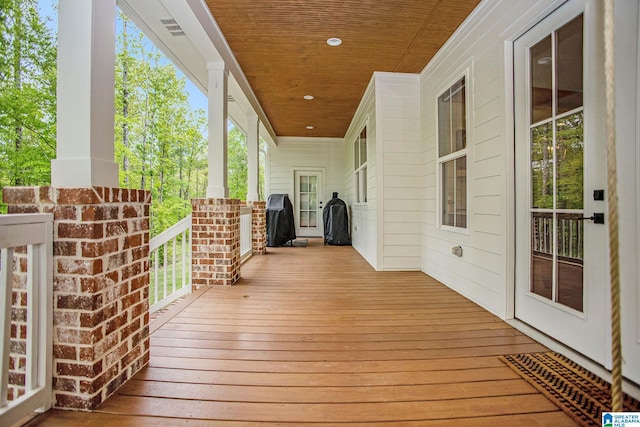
[323, 192, 351, 245]
[266, 194, 296, 247]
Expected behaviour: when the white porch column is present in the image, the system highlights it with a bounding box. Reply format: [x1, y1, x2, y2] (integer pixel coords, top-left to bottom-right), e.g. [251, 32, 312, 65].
[246, 112, 260, 201]
[51, 0, 119, 188]
[206, 62, 229, 199]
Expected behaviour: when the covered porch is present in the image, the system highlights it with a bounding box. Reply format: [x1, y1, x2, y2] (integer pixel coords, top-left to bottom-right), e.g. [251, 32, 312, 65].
[24, 239, 574, 426]
[3, 0, 640, 424]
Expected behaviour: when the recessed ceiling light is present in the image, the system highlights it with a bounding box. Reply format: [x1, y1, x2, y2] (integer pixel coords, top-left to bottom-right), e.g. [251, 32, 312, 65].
[303, 95, 314, 100]
[327, 37, 342, 46]
[306, 125, 314, 130]
[537, 56, 552, 65]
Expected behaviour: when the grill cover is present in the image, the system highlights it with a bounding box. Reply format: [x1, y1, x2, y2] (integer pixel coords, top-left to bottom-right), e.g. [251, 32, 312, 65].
[323, 192, 350, 245]
[266, 194, 296, 247]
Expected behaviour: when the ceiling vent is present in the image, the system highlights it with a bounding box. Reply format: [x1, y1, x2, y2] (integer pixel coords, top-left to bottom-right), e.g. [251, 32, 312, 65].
[161, 18, 185, 37]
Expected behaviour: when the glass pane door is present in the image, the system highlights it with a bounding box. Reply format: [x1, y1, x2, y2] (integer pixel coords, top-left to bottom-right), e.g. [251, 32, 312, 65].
[298, 174, 317, 229]
[294, 170, 323, 236]
[515, 0, 609, 373]
[528, 15, 584, 312]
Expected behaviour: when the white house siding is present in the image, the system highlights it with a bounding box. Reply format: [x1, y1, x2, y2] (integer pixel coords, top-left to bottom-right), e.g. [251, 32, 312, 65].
[420, 0, 576, 317]
[375, 73, 422, 270]
[266, 137, 345, 234]
[344, 82, 378, 269]
[343, 73, 421, 271]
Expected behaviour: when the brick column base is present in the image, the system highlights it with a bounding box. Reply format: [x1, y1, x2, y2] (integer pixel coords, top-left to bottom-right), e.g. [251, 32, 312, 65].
[248, 201, 267, 255]
[191, 198, 240, 287]
[3, 186, 151, 410]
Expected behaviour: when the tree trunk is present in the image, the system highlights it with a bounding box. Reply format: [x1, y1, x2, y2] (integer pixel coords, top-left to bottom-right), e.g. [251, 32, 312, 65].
[12, 3, 24, 185]
[121, 20, 130, 187]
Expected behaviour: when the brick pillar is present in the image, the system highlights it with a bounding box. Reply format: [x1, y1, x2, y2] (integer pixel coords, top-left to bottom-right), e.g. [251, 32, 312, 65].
[3, 186, 151, 410]
[191, 198, 240, 287]
[248, 201, 266, 255]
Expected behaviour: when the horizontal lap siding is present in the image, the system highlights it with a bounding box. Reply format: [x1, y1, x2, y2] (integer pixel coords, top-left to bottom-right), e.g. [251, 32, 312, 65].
[420, 1, 565, 316]
[345, 87, 377, 268]
[267, 137, 345, 205]
[377, 73, 422, 271]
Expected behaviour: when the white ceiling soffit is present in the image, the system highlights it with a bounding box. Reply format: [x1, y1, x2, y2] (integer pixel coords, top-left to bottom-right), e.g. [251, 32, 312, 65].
[117, 0, 276, 142]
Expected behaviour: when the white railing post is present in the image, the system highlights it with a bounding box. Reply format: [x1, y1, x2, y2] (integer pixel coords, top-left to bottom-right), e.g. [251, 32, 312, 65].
[0, 213, 53, 427]
[163, 242, 168, 302]
[182, 229, 187, 292]
[240, 206, 253, 263]
[149, 215, 192, 313]
[154, 249, 159, 304]
[1, 248, 13, 409]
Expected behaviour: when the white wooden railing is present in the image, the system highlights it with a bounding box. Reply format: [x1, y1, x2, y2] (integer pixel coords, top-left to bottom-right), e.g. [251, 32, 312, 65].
[240, 206, 253, 263]
[149, 206, 254, 312]
[532, 212, 584, 262]
[149, 215, 192, 313]
[0, 214, 53, 427]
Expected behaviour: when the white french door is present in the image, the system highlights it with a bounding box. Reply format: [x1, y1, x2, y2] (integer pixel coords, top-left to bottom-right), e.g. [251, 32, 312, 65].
[514, 0, 610, 366]
[294, 170, 323, 237]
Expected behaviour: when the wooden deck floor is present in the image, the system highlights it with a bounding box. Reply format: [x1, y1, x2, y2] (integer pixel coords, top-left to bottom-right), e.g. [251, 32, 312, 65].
[28, 238, 578, 426]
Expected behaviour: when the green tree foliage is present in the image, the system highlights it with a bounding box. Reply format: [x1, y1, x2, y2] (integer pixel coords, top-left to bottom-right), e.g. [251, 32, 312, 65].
[227, 125, 247, 200]
[115, 12, 210, 236]
[2, 6, 260, 233]
[531, 113, 584, 210]
[531, 123, 553, 209]
[555, 112, 583, 210]
[0, 0, 57, 212]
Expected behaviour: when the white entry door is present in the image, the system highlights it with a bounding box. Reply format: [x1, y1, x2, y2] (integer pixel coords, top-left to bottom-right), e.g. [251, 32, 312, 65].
[514, 0, 610, 367]
[294, 170, 323, 237]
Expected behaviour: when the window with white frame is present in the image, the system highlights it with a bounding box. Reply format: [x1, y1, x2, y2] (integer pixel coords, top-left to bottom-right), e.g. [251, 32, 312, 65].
[438, 76, 467, 229]
[353, 127, 367, 203]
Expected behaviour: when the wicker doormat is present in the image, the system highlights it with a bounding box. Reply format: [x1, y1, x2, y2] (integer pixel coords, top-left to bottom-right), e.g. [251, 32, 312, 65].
[499, 352, 640, 427]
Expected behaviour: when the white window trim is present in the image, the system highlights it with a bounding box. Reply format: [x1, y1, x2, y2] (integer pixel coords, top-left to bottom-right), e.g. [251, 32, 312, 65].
[353, 125, 368, 205]
[436, 68, 471, 234]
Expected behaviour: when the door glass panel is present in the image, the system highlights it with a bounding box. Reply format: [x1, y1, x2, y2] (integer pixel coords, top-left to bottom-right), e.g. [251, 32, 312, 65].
[528, 14, 584, 313]
[531, 212, 553, 300]
[530, 35, 553, 123]
[556, 112, 584, 209]
[300, 194, 309, 210]
[556, 213, 583, 311]
[556, 15, 583, 114]
[297, 173, 319, 230]
[531, 123, 553, 209]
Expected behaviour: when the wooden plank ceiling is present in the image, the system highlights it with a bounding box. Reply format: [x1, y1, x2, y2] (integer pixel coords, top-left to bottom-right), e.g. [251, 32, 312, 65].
[205, 0, 481, 138]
